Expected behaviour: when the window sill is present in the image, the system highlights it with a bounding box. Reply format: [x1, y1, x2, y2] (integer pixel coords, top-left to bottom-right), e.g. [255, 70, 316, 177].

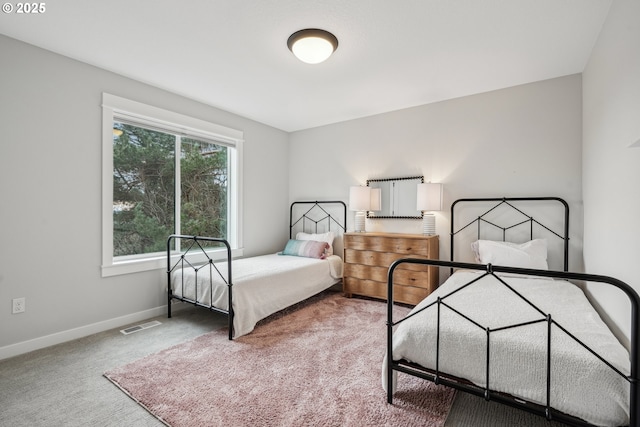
[101, 247, 244, 277]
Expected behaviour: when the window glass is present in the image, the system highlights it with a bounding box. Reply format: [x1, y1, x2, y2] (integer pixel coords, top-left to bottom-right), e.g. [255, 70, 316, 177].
[113, 122, 175, 257]
[112, 122, 231, 258]
[179, 137, 228, 249]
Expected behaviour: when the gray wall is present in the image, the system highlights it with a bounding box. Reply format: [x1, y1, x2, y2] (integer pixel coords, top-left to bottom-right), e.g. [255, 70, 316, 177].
[0, 35, 289, 357]
[582, 0, 640, 348]
[289, 74, 584, 276]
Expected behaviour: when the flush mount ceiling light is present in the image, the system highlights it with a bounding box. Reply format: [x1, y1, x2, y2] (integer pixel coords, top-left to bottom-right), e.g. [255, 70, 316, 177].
[287, 28, 338, 64]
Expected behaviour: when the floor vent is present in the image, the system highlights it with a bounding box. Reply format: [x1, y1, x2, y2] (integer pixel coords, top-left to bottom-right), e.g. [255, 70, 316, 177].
[120, 320, 162, 335]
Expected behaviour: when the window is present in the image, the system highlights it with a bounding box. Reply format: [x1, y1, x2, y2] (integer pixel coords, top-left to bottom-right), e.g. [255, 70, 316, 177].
[102, 94, 243, 276]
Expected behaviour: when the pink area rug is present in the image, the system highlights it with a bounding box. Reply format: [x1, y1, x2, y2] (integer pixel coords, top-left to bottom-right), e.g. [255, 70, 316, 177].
[104, 291, 455, 426]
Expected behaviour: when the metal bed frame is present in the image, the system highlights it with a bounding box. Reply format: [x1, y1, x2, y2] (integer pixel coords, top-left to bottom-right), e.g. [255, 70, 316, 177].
[166, 200, 346, 340]
[386, 197, 639, 427]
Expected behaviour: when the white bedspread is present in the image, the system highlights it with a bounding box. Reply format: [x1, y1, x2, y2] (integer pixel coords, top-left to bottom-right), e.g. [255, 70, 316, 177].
[172, 253, 342, 338]
[383, 271, 630, 426]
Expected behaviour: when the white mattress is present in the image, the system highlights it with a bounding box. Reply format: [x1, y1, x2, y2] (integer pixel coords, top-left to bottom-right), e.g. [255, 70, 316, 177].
[383, 271, 630, 426]
[171, 253, 342, 338]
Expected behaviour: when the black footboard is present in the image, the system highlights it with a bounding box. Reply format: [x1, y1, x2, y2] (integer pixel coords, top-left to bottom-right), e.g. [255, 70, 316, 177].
[167, 235, 233, 340]
[386, 259, 640, 427]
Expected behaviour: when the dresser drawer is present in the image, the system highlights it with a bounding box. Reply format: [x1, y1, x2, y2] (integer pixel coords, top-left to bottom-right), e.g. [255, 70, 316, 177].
[344, 249, 430, 270]
[344, 234, 431, 254]
[343, 263, 432, 288]
[343, 277, 431, 306]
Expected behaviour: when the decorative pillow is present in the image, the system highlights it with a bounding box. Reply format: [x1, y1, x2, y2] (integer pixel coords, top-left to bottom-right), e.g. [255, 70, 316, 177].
[280, 239, 329, 259]
[296, 231, 335, 257]
[471, 239, 548, 270]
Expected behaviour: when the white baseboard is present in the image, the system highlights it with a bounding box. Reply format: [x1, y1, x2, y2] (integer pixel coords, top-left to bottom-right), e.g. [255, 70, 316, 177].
[0, 304, 181, 361]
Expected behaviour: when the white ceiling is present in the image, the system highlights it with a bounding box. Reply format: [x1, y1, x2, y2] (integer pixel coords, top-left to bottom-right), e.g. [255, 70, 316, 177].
[0, 0, 611, 132]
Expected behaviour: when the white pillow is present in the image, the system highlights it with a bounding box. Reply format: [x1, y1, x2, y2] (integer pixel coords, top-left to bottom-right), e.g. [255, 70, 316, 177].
[296, 231, 336, 257]
[471, 239, 548, 270]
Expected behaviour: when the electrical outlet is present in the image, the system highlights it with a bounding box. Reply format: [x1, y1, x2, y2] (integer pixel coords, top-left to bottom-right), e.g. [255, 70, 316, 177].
[12, 297, 25, 314]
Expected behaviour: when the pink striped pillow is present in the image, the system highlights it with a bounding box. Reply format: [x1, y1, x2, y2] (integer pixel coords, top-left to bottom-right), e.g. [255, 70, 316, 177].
[280, 239, 329, 259]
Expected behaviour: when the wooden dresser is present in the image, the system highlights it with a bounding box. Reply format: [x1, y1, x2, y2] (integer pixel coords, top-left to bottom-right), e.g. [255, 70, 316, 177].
[343, 232, 439, 305]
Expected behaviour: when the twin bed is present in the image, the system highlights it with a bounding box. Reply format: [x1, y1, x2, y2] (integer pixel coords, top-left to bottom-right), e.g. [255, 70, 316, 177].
[166, 201, 345, 339]
[384, 197, 639, 427]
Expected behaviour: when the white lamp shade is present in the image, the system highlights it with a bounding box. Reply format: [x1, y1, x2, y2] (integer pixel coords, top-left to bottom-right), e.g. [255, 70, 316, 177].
[349, 186, 371, 211]
[416, 183, 443, 211]
[369, 188, 382, 211]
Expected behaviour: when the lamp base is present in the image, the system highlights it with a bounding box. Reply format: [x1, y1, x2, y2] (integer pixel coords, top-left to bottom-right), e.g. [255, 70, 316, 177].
[422, 213, 436, 235]
[354, 211, 366, 232]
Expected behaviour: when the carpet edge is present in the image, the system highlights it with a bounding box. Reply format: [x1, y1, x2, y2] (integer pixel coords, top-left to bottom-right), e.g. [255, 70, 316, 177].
[103, 372, 172, 427]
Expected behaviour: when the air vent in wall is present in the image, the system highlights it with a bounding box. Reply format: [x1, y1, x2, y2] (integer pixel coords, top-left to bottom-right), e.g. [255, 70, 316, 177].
[120, 320, 162, 335]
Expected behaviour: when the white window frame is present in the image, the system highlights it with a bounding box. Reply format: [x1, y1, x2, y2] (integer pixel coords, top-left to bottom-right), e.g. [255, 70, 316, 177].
[101, 93, 244, 277]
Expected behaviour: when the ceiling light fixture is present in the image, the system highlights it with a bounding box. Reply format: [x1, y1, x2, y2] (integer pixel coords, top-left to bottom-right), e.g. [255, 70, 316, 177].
[287, 28, 338, 64]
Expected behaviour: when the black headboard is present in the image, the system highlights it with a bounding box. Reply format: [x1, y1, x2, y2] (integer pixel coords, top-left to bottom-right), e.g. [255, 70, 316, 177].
[289, 201, 347, 238]
[450, 197, 570, 271]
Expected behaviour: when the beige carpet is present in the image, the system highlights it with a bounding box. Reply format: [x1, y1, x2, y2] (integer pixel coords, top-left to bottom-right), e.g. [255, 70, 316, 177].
[105, 291, 456, 426]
